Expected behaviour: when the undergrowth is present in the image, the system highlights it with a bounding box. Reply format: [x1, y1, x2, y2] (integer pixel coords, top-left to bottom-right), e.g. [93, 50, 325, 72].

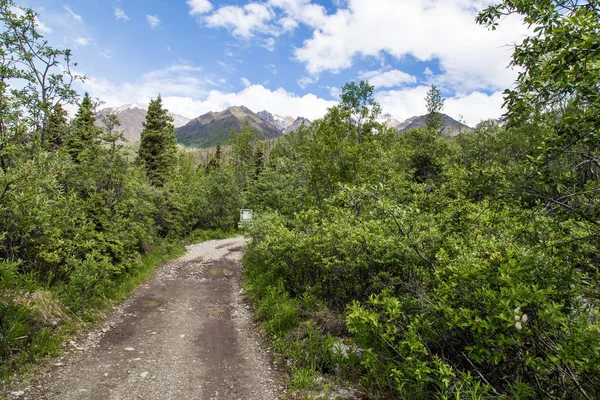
[0, 229, 232, 387]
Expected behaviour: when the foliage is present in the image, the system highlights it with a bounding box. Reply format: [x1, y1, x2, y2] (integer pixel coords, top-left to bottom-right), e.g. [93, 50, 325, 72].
[425, 84, 445, 135]
[137, 95, 177, 187]
[0, 1, 246, 383]
[243, 68, 600, 397]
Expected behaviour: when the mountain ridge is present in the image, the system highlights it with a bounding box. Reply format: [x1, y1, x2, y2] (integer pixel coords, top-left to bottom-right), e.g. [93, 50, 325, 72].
[175, 105, 283, 148]
[95, 104, 190, 143]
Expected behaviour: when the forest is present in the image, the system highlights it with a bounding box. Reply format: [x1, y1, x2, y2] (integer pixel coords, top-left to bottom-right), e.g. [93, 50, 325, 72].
[1, 0, 600, 398]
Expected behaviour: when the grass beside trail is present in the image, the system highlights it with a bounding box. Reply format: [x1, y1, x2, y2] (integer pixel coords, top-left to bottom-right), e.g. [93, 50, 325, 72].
[0, 229, 235, 389]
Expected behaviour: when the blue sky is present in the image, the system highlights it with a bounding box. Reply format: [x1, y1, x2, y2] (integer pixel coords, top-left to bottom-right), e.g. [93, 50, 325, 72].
[25, 0, 529, 125]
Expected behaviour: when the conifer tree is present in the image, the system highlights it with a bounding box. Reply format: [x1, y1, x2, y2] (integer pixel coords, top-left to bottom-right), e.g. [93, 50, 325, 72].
[137, 95, 177, 186]
[206, 142, 222, 173]
[64, 92, 102, 161]
[45, 103, 68, 150]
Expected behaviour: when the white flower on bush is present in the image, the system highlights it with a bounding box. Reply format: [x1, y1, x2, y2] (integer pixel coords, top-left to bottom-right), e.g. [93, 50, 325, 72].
[513, 307, 528, 330]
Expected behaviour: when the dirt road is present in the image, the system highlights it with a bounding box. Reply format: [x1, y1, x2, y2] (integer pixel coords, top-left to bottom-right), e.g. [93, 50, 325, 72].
[8, 237, 280, 400]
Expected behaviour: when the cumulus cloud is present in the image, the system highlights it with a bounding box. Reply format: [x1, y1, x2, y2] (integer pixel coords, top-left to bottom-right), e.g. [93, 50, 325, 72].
[188, 0, 213, 15]
[198, 0, 528, 94]
[359, 69, 417, 88]
[205, 3, 274, 38]
[162, 85, 336, 120]
[376, 85, 505, 126]
[78, 63, 335, 120]
[114, 8, 129, 21]
[146, 15, 160, 28]
[64, 5, 82, 22]
[294, 0, 527, 92]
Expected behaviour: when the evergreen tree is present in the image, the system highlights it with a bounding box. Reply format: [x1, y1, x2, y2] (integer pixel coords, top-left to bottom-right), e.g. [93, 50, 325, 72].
[206, 142, 222, 173]
[64, 92, 102, 161]
[137, 95, 177, 186]
[425, 85, 445, 135]
[254, 142, 265, 178]
[45, 103, 68, 150]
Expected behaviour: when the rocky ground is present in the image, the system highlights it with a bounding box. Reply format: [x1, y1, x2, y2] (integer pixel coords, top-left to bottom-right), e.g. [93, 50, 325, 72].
[5, 237, 283, 400]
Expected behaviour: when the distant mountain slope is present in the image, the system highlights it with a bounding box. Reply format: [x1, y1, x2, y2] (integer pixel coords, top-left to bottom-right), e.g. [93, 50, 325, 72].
[378, 113, 403, 130]
[175, 106, 283, 148]
[95, 104, 190, 143]
[257, 111, 295, 132]
[283, 117, 312, 134]
[397, 114, 472, 136]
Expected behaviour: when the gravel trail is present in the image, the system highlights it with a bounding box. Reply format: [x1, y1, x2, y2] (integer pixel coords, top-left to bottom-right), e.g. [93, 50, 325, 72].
[7, 237, 280, 400]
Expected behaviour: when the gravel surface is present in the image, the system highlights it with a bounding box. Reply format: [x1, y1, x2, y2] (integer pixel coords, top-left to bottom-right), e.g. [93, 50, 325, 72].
[6, 237, 282, 400]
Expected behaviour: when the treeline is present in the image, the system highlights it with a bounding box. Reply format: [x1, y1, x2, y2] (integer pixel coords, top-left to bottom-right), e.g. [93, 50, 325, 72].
[0, 0, 256, 379]
[241, 1, 600, 399]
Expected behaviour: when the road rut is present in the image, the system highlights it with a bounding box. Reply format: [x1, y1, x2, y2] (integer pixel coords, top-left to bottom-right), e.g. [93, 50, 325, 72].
[9, 237, 280, 400]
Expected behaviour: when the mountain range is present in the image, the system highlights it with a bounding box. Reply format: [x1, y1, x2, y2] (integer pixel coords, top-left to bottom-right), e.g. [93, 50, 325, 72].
[379, 113, 472, 136]
[175, 106, 284, 148]
[95, 104, 472, 149]
[95, 104, 190, 143]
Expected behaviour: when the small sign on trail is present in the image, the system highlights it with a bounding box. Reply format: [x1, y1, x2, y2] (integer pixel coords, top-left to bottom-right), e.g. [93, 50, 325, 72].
[238, 209, 253, 228]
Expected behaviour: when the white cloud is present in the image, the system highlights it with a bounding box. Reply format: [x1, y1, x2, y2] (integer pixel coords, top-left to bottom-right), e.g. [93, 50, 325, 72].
[78, 64, 335, 121]
[293, 0, 527, 92]
[36, 19, 52, 34]
[162, 85, 336, 120]
[359, 69, 416, 88]
[268, 0, 328, 28]
[197, 0, 526, 93]
[98, 49, 113, 59]
[262, 37, 276, 51]
[444, 91, 505, 126]
[278, 16, 298, 31]
[64, 5, 82, 22]
[187, 0, 213, 15]
[74, 37, 90, 47]
[79, 64, 210, 109]
[266, 64, 279, 75]
[376, 85, 505, 127]
[297, 75, 315, 89]
[114, 8, 129, 21]
[146, 15, 160, 28]
[241, 77, 252, 87]
[329, 86, 340, 99]
[205, 3, 274, 38]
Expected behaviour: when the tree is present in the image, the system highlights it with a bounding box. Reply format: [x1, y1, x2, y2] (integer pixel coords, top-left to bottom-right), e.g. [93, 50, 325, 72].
[64, 92, 101, 161]
[0, 0, 82, 170]
[206, 142, 222, 173]
[228, 122, 256, 193]
[0, 0, 81, 147]
[45, 103, 68, 150]
[340, 81, 382, 143]
[477, 0, 600, 224]
[425, 84, 445, 134]
[137, 95, 177, 186]
[477, 0, 600, 130]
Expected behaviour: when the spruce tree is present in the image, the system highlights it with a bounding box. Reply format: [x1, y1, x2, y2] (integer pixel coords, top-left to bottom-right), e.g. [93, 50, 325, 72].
[206, 142, 222, 173]
[64, 92, 102, 161]
[137, 95, 177, 186]
[45, 103, 68, 150]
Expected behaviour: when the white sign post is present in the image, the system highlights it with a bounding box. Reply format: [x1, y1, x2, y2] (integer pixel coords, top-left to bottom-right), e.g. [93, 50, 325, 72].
[239, 209, 253, 228]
